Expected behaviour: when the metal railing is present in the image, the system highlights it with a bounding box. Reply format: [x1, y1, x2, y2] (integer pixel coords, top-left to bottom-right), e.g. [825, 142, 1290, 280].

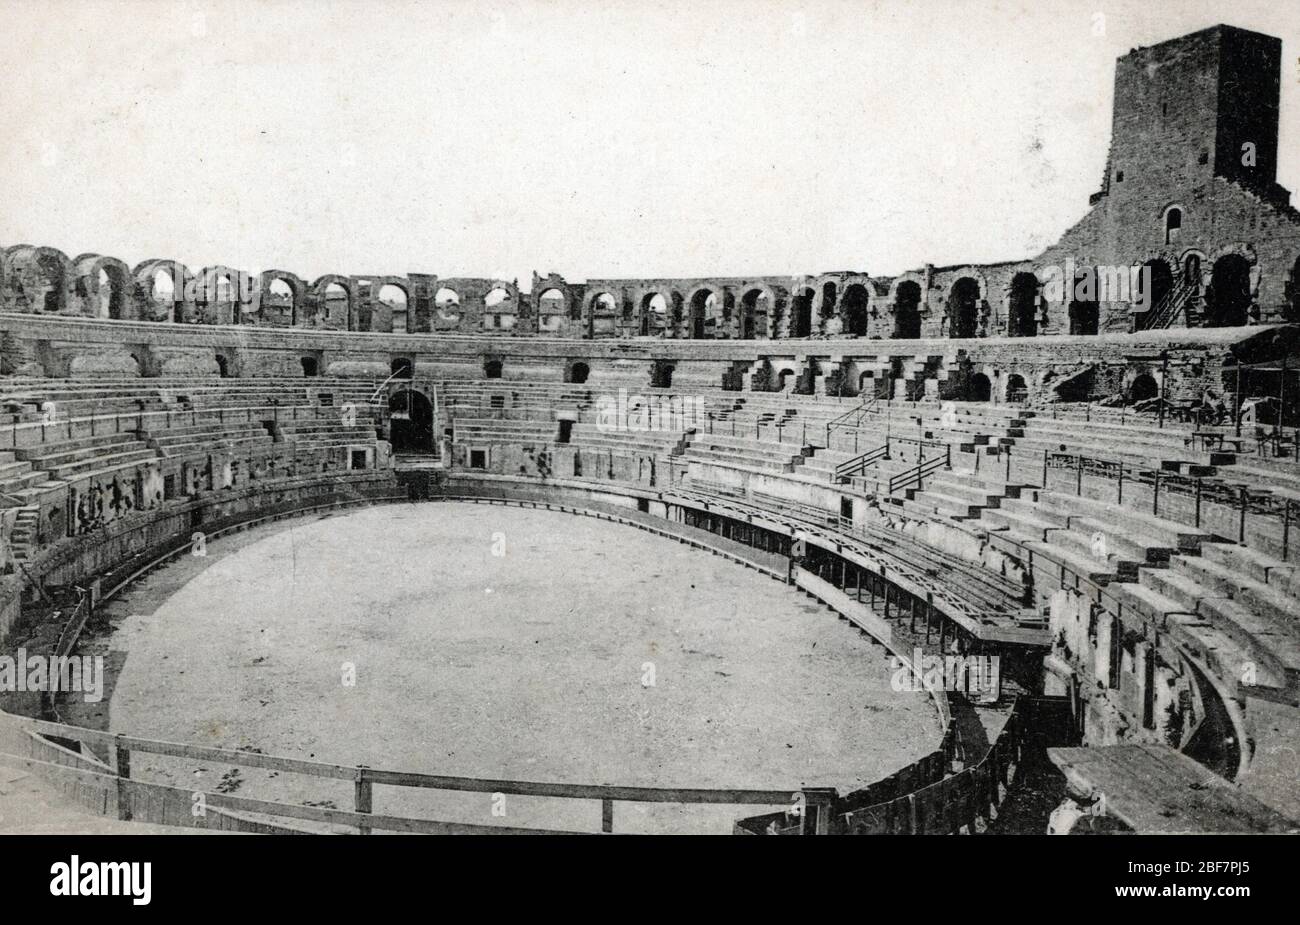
[833, 443, 890, 482]
[888, 445, 952, 494]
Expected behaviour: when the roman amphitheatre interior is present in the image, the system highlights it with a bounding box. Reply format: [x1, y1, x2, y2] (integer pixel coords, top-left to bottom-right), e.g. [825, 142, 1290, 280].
[1, 11, 1299, 836]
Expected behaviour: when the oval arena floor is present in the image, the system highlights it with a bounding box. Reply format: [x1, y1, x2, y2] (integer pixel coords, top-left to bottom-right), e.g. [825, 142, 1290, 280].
[72, 502, 942, 834]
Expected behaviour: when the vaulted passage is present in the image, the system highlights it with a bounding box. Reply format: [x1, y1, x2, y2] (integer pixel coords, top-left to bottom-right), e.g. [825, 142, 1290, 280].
[1008, 273, 1039, 337]
[1206, 255, 1252, 327]
[843, 283, 870, 336]
[949, 277, 979, 338]
[389, 388, 433, 453]
[892, 281, 922, 339]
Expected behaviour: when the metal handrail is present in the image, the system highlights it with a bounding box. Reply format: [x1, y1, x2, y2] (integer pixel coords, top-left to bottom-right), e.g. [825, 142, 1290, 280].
[888, 446, 952, 494]
[834, 442, 890, 481]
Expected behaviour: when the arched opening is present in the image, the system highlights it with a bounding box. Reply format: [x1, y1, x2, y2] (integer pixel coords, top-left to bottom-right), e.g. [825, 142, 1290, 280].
[391, 357, 413, 380]
[301, 357, 319, 377]
[483, 287, 512, 331]
[949, 277, 979, 338]
[893, 281, 922, 339]
[215, 355, 229, 378]
[434, 287, 461, 325]
[641, 293, 668, 336]
[323, 282, 350, 327]
[1137, 259, 1173, 316]
[1009, 273, 1039, 337]
[775, 368, 795, 392]
[791, 288, 814, 338]
[378, 284, 408, 333]
[568, 362, 590, 384]
[484, 359, 503, 379]
[93, 267, 126, 319]
[389, 389, 434, 454]
[265, 278, 295, 324]
[1206, 255, 1252, 327]
[1068, 268, 1100, 335]
[591, 293, 618, 335]
[151, 268, 179, 321]
[843, 284, 870, 336]
[1164, 207, 1182, 245]
[538, 288, 566, 330]
[820, 282, 838, 320]
[651, 361, 674, 388]
[740, 289, 768, 339]
[689, 290, 715, 339]
[34, 253, 65, 313]
[1128, 373, 1159, 402]
[1005, 373, 1028, 403]
[969, 372, 992, 402]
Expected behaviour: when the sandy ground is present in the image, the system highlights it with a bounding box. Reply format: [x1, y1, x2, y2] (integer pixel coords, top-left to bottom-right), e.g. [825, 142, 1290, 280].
[77, 502, 939, 834]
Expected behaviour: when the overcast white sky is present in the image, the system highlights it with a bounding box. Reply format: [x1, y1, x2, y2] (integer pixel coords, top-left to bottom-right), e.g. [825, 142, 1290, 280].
[1, 0, 1296, 288]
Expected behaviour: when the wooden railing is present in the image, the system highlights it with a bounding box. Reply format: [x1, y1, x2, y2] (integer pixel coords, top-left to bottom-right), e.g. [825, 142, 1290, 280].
[4, 713, 817, 835]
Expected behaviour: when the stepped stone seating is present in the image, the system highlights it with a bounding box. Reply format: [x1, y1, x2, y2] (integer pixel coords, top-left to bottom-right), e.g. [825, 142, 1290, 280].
[14, 432, 158, 484]
[566, 423, 686, 455]
[145, 420, 275, 457]
[683, 432, 807, 474]
[453, 419, 559, 444]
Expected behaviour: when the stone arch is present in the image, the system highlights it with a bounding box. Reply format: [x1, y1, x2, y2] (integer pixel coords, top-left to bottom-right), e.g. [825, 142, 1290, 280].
[686, 285, 721, 339]
[310, 275, 357, 329]
[790, 286, 815, 338]
[969, 372, 992, 402]
[1127, 372, 1159, 402]
[1161, 203, 1185, 246]
[740, 286, 776, 340]
[1008, 272, 1040, 337]
[948, 276, 981, 338]
[74, 254, 133, 320]
[841, 282, 871, 336]
[194, 265, 247, 324]
[258, 270, 305, 326]
[5, 245, 73, 314]
[375, 281, 410, 333]
[1205, 253, 1254, 327]
[639, 290, 672, 337]
[566, 360, 591, 384]
[536, 287, 568, 332]
[891, 279, 923, 339]
[1005, 373, 1028, 402]
[1067, 267, 1100, 335]
[134, 258, 192, 322]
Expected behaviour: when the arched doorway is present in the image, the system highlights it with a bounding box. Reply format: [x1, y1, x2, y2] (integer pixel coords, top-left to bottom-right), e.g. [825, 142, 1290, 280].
[1129, 373, 1159, 402]
[378, 284, 408, 333]
[689, 290, 715, 339]
[1206, 255, 1252, 327]
[791, 288, 814, 337]
[391, 357, 413, 379]
[1138, 259, 1173, 316]
[843, 284, 870, 336]
[741, 289, 768, 339]
[969, 373, 992, 402]
[301, 357, 319, 377]
[568, 362, 590, 384]
[949, 277, 979, 338]
[1068, 268, 1099, 335]
[641, 293, 668, 336]
[1005, 374, 1028, 403]
[389, 389, 434, 453]
[820, 282, 838, 322]
[1009, 273, 1039, 337]
[893, 281, 922, 339]
[484, 359, 503, 379]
